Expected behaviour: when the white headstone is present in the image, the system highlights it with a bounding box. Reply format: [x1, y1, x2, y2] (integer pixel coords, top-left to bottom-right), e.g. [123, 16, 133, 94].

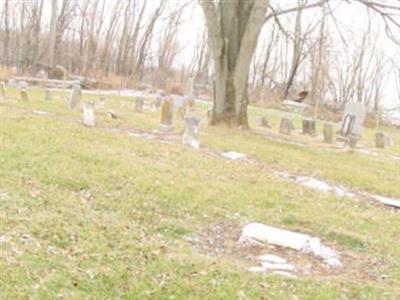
[339, 102, 366, 137]
[83, 101, 95, 127]
[183, 117, 200, 149]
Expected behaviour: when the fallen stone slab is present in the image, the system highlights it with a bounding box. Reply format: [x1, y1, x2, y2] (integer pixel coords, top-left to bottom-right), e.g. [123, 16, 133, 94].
[372, 195, 400, 209]
[239, 223, 341, 268]
[221, 151, 247, 161]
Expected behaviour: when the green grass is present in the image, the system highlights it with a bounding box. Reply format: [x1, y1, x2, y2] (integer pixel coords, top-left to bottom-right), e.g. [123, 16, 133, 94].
[1, 87, 400, 299]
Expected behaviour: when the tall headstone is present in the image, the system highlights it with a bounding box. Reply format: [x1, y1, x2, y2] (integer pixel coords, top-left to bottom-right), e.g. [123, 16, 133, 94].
[302, 118, 316, 135]
[20, 89, 29, 101]
[183, 117, 201, 149]
[323, 123, 334, 143]
[83, 101, 95, 127]
[69, 84, 82, 109]
[0, 81, 5, 101]
[45, 89, 52, 101]
[135, 96, 144, 112]
[339, 102, 366, 138]
[160, 98, 173, 131]
[279, 118, 293, 135]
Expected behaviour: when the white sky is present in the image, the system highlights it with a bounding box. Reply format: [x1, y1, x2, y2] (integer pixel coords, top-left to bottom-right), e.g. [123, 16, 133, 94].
[177, 0, 399, 109]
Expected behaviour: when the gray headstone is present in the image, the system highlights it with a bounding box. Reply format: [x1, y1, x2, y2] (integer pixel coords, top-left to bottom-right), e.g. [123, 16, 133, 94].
[374, 133, 394, 148]
[302, 118, 316, 135]
[156, 96, 163, 108]
[183, 117, 200, 149]
[69, 84, 81, 109]
[83, 101, 95, 127]
[260, 116, 270, 128]
[323, 123, 334, 143]
[339, 102, 366, 138]
[20, 89, 28, 101]
[279, 118, 293, 135]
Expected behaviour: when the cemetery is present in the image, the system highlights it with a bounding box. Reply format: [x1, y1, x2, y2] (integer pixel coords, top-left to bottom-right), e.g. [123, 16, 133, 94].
[1, 79, 399, 298]
[1, 1, 400, 298]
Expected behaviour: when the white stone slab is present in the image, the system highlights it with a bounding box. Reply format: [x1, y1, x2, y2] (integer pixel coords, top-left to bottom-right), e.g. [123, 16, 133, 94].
[221, 151, 246, 161]
[239, 223, 341, 267]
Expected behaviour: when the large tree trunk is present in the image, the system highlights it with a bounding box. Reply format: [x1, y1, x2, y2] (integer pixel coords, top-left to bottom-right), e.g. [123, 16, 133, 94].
[200, 0, 269, 128]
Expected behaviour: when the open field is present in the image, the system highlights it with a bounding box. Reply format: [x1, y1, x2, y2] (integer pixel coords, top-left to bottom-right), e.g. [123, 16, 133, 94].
[1, 87, 400, 299]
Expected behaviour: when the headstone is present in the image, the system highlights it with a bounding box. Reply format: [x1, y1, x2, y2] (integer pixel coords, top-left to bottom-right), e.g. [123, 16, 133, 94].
[160, 98, 173, 130]
[18, 81, 28, 90]
[279, 118, 293, 135]
[302, 118, 316, 135]
[0, 81, 5, 100]
[323, 123, 334, 143]
[20, 89, 28, 101]
[135, 96, 144, 112]
[375, 132, 386, 148]
[260, 116, 270, 128]
[45, 89, 52, 101]
[83, 101, 95, 127]
[69, 84, 81, 109]
[339, 102, 366, 138]
[183, 117, 200, 149]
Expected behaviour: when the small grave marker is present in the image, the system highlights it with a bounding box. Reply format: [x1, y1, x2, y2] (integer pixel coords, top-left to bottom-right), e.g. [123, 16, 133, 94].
[323, 123, 334, 143]
[279, 118, 293, 135]
[83, 101, 95, 127]
[69, 84, 82, 109]
[20, 89, 29, 101]
[183, 117, 201, 149]
[302, 118, 316, 135]
[260, 116, 270, 128]
[160, 98, 173, 131]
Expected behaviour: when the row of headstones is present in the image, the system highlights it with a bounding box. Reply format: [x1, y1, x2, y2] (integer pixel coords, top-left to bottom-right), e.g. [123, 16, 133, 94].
[72, 84, 201, 149]
[275, 117, 391, 148]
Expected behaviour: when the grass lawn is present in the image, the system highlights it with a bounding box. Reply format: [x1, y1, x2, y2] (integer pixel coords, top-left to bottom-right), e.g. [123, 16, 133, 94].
[1, 87, 400, 299]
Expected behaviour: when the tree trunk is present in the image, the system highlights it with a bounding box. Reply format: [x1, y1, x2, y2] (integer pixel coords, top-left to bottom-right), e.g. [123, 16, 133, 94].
[200, 0, 269, 128]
